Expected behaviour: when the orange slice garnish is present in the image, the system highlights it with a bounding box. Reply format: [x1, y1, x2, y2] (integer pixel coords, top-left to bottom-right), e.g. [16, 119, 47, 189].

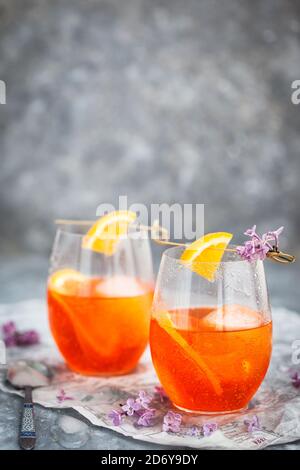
[81, 210, 137, 255]
[48, 268, 85, 295]
[180, 232, 233, 281]
[154, 310, 223, 395]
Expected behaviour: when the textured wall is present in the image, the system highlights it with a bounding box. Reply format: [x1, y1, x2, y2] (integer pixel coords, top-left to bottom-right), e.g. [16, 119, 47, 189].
[0, 0, 300, 254]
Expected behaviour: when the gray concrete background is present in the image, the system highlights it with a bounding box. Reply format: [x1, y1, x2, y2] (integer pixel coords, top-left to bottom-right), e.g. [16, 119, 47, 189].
[0, 0, 300, 256]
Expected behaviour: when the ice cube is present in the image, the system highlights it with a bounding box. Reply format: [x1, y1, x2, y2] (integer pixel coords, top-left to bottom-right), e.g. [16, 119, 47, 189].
[201, 304, 262, 331]
[96, 275, 146, 297]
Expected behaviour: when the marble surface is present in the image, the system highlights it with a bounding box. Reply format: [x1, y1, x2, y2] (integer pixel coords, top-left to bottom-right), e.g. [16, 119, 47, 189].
[0, 255, 299, 450]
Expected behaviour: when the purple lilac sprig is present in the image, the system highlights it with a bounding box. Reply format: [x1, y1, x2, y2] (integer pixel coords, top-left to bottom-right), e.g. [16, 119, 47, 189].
[16, 330, 40, 346]
[107, 387, 219, 437]
[122, 397, 142, 416]
[56, 389, 74, 403]
[188, 422, 218, 438]
[108, 390, 155, 428]
[136, 390, 152, 409]
[162, 411, 182, 433]
[202, 422, 218, 437]
[108, 409, 123, 426]
[2, 321, 17, 347]
[244, 415, 261, 433]
[187, 425, 201, 437]
[137, 409, 156, 427]
[1, 321, 40, 348]
[236, 225, 284, 262]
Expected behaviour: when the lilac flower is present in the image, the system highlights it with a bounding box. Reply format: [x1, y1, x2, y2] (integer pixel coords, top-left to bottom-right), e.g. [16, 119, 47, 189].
[244, 415, 261, 433]
[56, 389, 74, 403]
[16, 330, 40, 346]
[291, 371, 300, 389]
[202, 422, 218, 437]
[244, 226, 259, 238]
[236, 239, 270, 261]
[136, 390, 152, 409]
[137, 409, 156, 427]
[1, 321, 40, 348]
[154, 385, 168, 402]
[2, 321, 16, 336]
[187, 425, 201, 437]
[263, 227, 284, 248]
[162, 411, 182, 433]
[122, 397, 142, 416]
[3, 335, 17, 347]
[2, 321, 17, 347]
[236, 225, 284, 262]
[108, 409, 123, 426]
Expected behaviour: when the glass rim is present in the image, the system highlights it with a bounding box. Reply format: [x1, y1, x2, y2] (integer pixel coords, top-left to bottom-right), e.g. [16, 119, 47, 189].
[55, 222, 148, 240]
[162, 244, 258, 266]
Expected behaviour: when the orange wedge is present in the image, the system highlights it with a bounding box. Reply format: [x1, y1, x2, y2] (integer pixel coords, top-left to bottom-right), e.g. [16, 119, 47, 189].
[81, 210, 137, 255]
[154, 310, 222, 395]
[180, 232, 233, 281]
[48, 268, 85, 295]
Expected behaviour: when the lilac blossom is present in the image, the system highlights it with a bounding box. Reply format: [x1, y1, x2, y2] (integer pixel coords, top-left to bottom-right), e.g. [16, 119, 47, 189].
[162, 411, 182, 433]
[1, 321, 40, 347]
[56, 389, 74, 403]
[122, 398, 142, 416]
[244, 415, 261, 433]
[16, 330, 40, 346]
[236, 225, 284, 262]
[2, 321, 16, 336]
[137, 409, 156, 427]
[187, 425, 201, 437]
[122, 391, 153, 416]
[291, 371, 300, 389]
[262, 227, 284, 247]
[3, 334, 17, 347]
[110, 390, 155, 427]
[202, 422, 218, 437]
[2, 321, 17, 347]
[136, 390, 152, 409]
[108, 409, 123, 426]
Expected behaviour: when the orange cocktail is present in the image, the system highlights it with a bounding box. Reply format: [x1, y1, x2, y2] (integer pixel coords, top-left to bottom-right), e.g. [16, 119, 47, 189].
[47, 211, 154, 375]
[150, 232, 273, 414]
[150, 305, 272, 413]
[48, 274, 153, 375]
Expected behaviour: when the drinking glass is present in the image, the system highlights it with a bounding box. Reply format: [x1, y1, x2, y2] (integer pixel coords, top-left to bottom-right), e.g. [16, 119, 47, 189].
[47, 223, 154, 376]
[150, 246, 272, 414]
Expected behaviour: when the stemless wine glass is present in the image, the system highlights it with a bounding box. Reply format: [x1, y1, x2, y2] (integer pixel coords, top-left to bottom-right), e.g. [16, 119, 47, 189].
[150, 246, 272, 414]
[47, 222, 154, 376]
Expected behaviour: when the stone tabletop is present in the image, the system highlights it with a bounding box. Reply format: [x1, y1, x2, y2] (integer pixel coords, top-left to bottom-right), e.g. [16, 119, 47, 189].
[0, 255, 299, 450]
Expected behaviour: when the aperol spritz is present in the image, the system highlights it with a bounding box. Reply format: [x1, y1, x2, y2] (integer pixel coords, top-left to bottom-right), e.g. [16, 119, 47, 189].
[150, 243, 272, 413]
[47, 213, 154, 375]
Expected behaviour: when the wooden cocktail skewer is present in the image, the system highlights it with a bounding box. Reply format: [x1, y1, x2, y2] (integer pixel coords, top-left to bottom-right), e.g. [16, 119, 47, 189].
[152, 238, 295, 262]
[55, 219, 99, 226]
[54, 219, 295, 264]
